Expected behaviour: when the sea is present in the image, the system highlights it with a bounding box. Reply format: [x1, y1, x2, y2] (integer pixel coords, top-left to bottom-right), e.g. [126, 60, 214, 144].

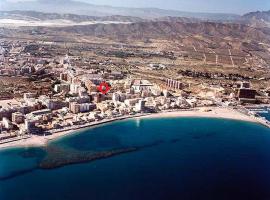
[1, 117, 270, 200]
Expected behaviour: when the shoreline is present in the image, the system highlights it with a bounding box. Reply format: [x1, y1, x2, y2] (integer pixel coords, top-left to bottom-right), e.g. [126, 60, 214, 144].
[0, 107, 263, 151]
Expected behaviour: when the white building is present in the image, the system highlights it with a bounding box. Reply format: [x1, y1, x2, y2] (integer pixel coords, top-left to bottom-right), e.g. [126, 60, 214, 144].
[23, 93, 36, 101]
[135, 100, 146, 112]
[54, 84, 70, 93]
[131, 80, 153, 93]
[24, 119, 37, 133]
[79, 103, 96, 113]
[2, 117, 13, 129]
[112, 92, 126, 103]
[69, 82, 86, 95]
[12, 112, 25, 124]
[112, 93, 121, 102]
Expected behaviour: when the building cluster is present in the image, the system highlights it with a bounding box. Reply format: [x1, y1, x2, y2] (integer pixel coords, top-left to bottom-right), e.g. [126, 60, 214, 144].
[0, 57, 265, 142]
[0, 41, 55, 77]
[0, 60, 204, 140]
[0, 41, 269, 144]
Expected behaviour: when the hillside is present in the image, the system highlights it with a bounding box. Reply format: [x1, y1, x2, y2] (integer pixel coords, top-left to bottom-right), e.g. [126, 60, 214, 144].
[50, 21, 270, 43]
[241, 10, 270, 28]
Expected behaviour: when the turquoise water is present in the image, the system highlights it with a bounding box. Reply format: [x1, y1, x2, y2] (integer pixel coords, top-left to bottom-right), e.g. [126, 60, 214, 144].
[1, 117, 270, 200]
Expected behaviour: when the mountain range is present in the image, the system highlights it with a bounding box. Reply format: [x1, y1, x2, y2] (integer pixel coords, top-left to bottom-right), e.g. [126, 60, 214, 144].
[1, 1, 270, 65]
[0, 0, 241, 20]
[0, 10, 143, 23]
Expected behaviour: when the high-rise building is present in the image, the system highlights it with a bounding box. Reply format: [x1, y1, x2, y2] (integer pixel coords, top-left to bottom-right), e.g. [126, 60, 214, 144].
[135, 100, 146, 112]
[2, 117, 13, 130]
[12, 112, 25, 124]
[69, 102, 96, 114]
[69, 102, 81, 114]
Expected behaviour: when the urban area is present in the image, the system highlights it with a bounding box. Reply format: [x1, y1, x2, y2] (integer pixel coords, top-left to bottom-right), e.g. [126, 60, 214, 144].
[0, 37, 270, 145]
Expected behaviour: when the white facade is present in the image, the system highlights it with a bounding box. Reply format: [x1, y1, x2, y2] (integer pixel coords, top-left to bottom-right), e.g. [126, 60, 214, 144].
[135, 100, 146, 112]
[54, 84, 70, 93]
[131, 80, 153, 93]
[23, 93, 36, 101]
[70, 84, 82, 94]
[112, 93, 121, 102]
[2, 117, 13, 129]
[79, 103, 94, 113]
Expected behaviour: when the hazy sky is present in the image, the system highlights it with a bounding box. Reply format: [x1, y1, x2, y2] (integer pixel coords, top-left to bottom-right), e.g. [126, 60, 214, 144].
[5, 0, 270, 14]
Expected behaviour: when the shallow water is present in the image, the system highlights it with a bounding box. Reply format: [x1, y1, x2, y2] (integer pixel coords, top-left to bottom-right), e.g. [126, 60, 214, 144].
[1, 117, 270, 200]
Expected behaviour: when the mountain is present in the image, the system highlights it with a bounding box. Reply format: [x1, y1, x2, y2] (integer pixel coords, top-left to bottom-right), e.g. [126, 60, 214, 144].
[243, 10, 270, 22]
[47, 21, 270, 44]
[0, 0, 240, 20]
[0, 10, 143, 23]
[241, 10, 270, 27]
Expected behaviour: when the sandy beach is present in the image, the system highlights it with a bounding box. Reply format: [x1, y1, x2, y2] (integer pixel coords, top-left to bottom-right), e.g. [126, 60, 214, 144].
[141, 107, 256, 122]
[0, 107, 260, 150]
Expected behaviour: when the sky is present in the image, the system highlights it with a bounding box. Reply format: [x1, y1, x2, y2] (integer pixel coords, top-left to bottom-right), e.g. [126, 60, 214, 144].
[4, 0, 270, 14]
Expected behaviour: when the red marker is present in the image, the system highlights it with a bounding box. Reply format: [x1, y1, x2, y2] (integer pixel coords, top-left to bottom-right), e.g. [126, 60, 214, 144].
[97, 82, 111, 94]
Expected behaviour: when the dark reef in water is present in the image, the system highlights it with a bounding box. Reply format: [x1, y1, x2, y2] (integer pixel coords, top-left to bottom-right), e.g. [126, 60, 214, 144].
[39, 139, 170, 169]
[39, 146, 138, 169]
[0, 138, 181, 180]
